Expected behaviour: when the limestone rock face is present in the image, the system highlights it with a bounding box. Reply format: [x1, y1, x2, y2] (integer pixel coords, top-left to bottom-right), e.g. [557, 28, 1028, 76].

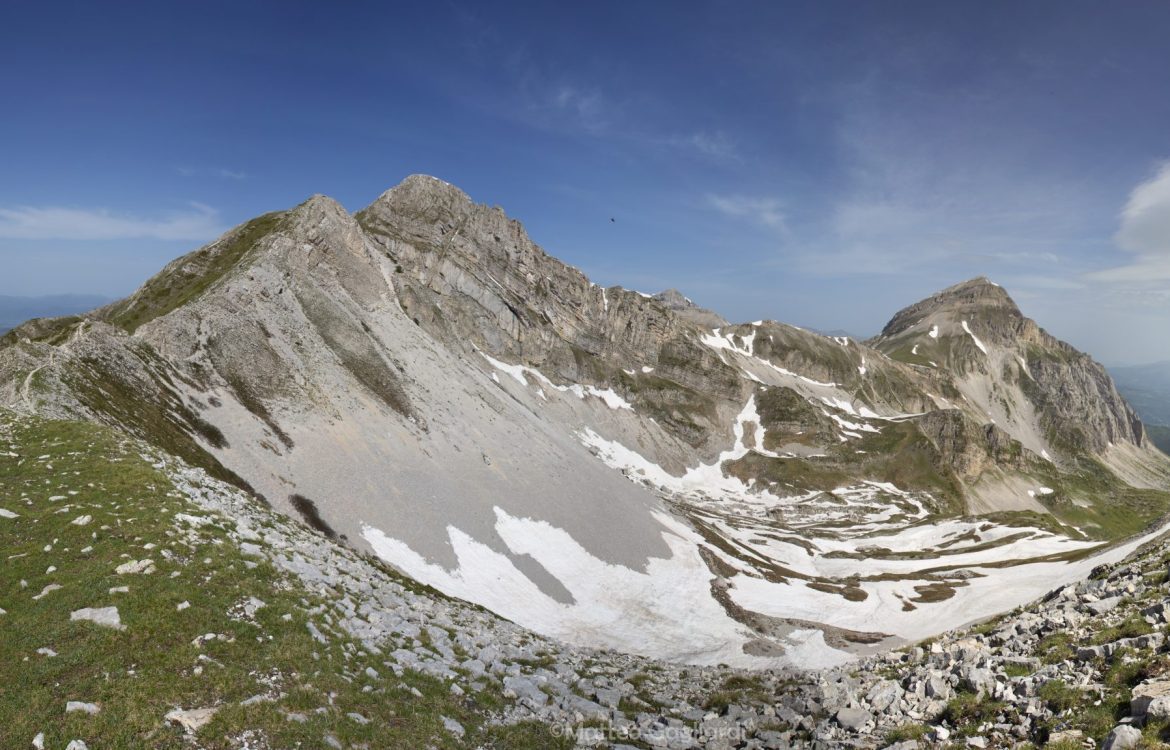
[870, 276, 1154, 475]
[652, 289, 728, 329]
[916, 409, 1032, 481]
[1, 174, 1167, 671]
[356, 176, 683, 368]
[357, 174, 746, 450]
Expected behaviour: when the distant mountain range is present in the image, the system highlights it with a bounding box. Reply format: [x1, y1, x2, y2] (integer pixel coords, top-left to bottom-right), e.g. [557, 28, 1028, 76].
[0, 294, 110, 334]
[1111, 360, 1170, 452]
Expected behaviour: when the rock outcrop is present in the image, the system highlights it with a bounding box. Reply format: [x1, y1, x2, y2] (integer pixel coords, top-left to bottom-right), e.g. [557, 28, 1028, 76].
[0, 174, 1166, 674]
[872, 277, 1150, 462]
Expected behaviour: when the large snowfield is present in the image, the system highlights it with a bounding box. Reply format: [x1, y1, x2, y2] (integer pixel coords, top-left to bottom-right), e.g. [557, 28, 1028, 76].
[360, 356, 1163, 669]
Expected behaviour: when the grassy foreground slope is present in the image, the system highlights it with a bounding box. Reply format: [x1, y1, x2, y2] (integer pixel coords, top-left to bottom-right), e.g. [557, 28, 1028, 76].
[0, 410, 566, 749]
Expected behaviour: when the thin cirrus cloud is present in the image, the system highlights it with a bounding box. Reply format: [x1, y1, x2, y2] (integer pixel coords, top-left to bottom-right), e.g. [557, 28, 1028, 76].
[1090, 161, 1170, 283]
[0, 203, 226, 242]
[705, 194, 786, 230]
[541, 85, 740, 161]
[176, 166, 248, 180]
[664, 131, 740, 161]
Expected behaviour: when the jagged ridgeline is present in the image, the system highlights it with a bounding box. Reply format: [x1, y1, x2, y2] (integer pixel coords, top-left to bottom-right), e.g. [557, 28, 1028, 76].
[1, 174, 1168, 670]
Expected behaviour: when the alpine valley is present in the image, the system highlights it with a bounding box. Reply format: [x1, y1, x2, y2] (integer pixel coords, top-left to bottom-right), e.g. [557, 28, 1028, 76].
[3, 175, 1170, 749]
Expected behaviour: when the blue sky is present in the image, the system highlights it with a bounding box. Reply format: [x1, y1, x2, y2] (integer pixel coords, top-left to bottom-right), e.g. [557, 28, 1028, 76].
[2, 1, 1169, 364]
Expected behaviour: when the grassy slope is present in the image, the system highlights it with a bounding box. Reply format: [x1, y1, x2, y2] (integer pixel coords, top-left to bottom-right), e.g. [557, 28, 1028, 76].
[0, 411, 566, 749]
[101, 212, 284, 334]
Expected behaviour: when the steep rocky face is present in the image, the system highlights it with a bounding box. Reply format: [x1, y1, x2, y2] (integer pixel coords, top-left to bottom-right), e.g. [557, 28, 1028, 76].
[1, 175, 1167, 672]
[356, 175, 746, 454]
[870, 277, 1152, 470]
[652, 288, 729, 328]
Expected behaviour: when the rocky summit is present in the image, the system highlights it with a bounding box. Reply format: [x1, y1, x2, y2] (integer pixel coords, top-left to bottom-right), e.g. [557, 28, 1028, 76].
[2, 175, 1169, 749]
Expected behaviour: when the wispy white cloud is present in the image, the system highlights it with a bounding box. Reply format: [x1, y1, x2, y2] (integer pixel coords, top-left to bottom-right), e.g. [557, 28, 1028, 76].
[176, 166, 247, 180]
[780, 70, 1101, 285]
[997, 274, 1086, 291]
[535, 84, 741, 162]
[666, 131, 740, 161]
[0, 203, 225, 241]
[706, 194, 786, 230]
[1089, 162, 1170, 283]
[545, 85, 609, 134]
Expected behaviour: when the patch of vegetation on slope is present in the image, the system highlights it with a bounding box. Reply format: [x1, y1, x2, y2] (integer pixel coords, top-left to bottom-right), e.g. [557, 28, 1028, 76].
[0, 411, 567, 749]
[288, 493, 337, 539]
[724, 415, 966, 515]
[55, 339, 260, 503]
[1029, 457, 1170, 540]
[294, 284, 415, 420]
[0, 315, 85, 348]
[754, 386, 836, 448]
[101, 212, 286, 334]
[619, 369, 724, 448]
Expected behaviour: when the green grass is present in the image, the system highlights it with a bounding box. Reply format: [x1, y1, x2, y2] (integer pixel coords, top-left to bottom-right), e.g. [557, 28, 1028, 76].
[1037, 632, 1075, 664]
[0, 411, 567, 749]
[1091, 614, 1154, 645]
[1037, 680, 1081, 713]
[884, 723, 929, 743]
[698, 675, 773, 713]
[1003, 662, 1033, 678]
[1028, 454, 1170, 541]
[940, 689, 1006, 734]
[103, 212, 285, 333]
[57, 343, 262, 501]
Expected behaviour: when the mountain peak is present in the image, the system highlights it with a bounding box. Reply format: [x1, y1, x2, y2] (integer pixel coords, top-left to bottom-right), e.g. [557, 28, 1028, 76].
[652, 289, 728, 328]
[929, 276, 1014, 306]
[288, 193, 349, 223]
[366, 174, 474, 215]
[879, 276, 1019, 338]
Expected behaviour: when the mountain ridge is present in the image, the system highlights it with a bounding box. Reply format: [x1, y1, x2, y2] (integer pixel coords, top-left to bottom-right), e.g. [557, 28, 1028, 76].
[1, 174, 1167, 672]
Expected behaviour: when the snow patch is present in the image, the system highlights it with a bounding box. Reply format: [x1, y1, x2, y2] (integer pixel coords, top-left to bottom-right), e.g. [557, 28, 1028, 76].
[961, 320, 988, 354]
[579, 396, 782, 502]
[362, 508, 801, 667]
[702, 331, 838, 388]
[481, 353, 632, 410]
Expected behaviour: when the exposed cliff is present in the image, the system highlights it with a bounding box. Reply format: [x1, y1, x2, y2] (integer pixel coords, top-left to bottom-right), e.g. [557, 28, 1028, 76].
[1, 175, 1166, 673]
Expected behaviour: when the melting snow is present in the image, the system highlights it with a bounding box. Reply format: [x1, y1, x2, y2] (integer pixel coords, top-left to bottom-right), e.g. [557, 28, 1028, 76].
[928, 325, 939, 339]
[819, 397, 881, 419]
[961, 320, 988, 354]
[481, 353, 633, 410]
[580, 397, 784, 502]
[702, 331, 838, 388]
[362, 508, 797, 667]
[823, 411, 880, 435]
